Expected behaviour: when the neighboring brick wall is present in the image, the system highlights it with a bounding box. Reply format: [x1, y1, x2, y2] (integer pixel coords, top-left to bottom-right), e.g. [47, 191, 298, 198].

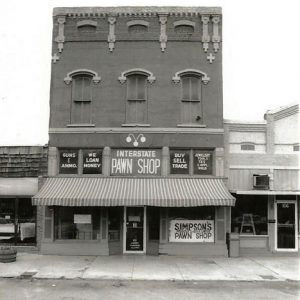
[0, 146, 48, 177]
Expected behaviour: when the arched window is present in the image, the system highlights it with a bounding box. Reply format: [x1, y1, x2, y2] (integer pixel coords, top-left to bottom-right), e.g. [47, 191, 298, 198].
[64, 69, 101, 125]
[119, 69, 155, 125]
[127, 74, 147, 124]
[172, 69, 210, 126]
[71, 75, 93, 124]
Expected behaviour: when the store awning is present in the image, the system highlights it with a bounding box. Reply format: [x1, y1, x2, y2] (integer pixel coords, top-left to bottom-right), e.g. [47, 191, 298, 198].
[32, 177, 235, 207]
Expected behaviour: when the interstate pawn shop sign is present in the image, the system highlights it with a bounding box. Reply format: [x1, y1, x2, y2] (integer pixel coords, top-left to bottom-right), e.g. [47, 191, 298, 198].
[111, 149, 161, 175]
[169, 220, 214, 243]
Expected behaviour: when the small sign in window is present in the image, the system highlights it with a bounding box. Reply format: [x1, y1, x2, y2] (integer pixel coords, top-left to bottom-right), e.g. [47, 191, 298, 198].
[170, 150, 190, 174]
[59, 150, 78, 174]
[193, 151, 213, 175]
[82, 150, 102, 174]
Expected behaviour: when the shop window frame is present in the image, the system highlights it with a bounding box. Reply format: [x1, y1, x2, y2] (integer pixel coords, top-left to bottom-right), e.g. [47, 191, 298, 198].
[169, 148, 214, 176]
[231, 195, 269, 236]
[0, 197, 37, 246]
[58, 148, 103, 176]
[54, 206, 101, 242]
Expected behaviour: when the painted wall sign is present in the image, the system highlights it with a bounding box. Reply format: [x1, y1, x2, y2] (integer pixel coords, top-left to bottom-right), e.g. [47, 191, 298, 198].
[111, 149, 161, 175]
[82, 149, 102, 174]
[170, 150, 190, 174]
[59, 150, 78, 174]
[74, 214, 92, 224]
[169, 220, 214, 242]
[193, 151, 213, 175]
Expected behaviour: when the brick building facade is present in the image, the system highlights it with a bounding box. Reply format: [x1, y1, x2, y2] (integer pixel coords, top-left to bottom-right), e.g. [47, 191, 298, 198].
[32, 7, 235, 256]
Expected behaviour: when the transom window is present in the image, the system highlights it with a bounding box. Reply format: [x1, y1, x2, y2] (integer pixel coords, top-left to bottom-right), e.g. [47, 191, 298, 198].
[241, 143, 255, 151]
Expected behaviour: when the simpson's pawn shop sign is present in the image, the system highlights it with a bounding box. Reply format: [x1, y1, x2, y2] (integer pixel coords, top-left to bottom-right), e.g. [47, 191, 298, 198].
[169, 220, 214, 242]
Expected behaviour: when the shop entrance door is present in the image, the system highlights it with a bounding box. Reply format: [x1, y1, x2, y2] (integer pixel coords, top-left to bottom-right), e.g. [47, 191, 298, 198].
[123, 207, 146, 254]
[275, 201, 298, 251]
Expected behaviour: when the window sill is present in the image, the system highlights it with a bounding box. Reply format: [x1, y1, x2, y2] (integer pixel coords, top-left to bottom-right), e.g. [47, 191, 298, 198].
[67, 123, 95, 127]
[177, 124, 206, 128]
[181, 99, 201, 102]
[122, 124, 151, 127]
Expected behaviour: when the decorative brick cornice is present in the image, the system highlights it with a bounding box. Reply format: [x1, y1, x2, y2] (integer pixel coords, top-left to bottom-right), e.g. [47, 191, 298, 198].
[53, 7, 222, 17]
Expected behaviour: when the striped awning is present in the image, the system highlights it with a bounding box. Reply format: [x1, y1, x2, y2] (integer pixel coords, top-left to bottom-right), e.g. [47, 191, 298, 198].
[32, 177, 235, 207]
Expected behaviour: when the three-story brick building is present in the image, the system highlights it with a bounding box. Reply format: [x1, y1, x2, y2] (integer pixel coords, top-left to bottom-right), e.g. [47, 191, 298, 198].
[33, 7, 235, 256]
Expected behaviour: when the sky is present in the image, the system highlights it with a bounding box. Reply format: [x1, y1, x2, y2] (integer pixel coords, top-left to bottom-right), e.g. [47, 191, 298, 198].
[0, 0, 299, 146]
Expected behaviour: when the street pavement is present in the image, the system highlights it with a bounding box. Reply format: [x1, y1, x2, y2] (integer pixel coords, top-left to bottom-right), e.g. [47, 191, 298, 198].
[0, 278, 299, 300]
[0, 253, 299, 282]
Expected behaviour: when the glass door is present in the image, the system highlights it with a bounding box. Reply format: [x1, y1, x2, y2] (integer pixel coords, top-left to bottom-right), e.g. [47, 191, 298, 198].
[124, 207, 146, 253]
[276, 201, 298, 251]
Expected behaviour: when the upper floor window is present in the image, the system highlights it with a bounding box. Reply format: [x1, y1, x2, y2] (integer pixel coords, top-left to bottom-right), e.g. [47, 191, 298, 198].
[118, 69, 156, 125]
[71, 75, 93, 124]
[127, 74, 147, 101]
[182, 76, 201, 101]
[181, 76, 201, 125]
[293, 144, 300, 152]
[64, 69, 101, 125]
[241, 143, 255, 151]
[172, 69, 210, 126]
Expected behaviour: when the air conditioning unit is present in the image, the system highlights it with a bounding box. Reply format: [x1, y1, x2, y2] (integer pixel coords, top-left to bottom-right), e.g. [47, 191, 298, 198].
[253, 174, 270, 190]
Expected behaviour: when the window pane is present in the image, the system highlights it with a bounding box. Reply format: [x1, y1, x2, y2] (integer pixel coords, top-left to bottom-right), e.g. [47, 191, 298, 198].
[55, 207, 101, 240]
[241, 144, 255, 151]
[137, 75, 146, 99]
[17, 198, 36, 245]
[82, 77, 92, 101]
[127, 76, 136, 100]
[73, 76, 92, 102]
[73, 77, 83, 101]
[190, 77, 199, 100]
[182, 77, 190, 100]
[231, 195, 268, 235]
[72, 101, 91, 124]
[0, 199, 15, 244]
[108, 207, 121, 241]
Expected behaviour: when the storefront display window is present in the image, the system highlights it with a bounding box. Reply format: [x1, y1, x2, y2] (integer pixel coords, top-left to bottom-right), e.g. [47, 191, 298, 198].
[0, 198, 36, 245]
[170, 149, 213, 175]
[54, 207, 101, 240]
[108, 207, 121, 241]
[148, 207, 160, 240]
[231, 195, 268, 235]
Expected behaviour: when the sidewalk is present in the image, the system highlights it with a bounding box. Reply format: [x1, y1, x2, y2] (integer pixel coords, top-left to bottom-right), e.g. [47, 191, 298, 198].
[0, 253, 299, 282]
